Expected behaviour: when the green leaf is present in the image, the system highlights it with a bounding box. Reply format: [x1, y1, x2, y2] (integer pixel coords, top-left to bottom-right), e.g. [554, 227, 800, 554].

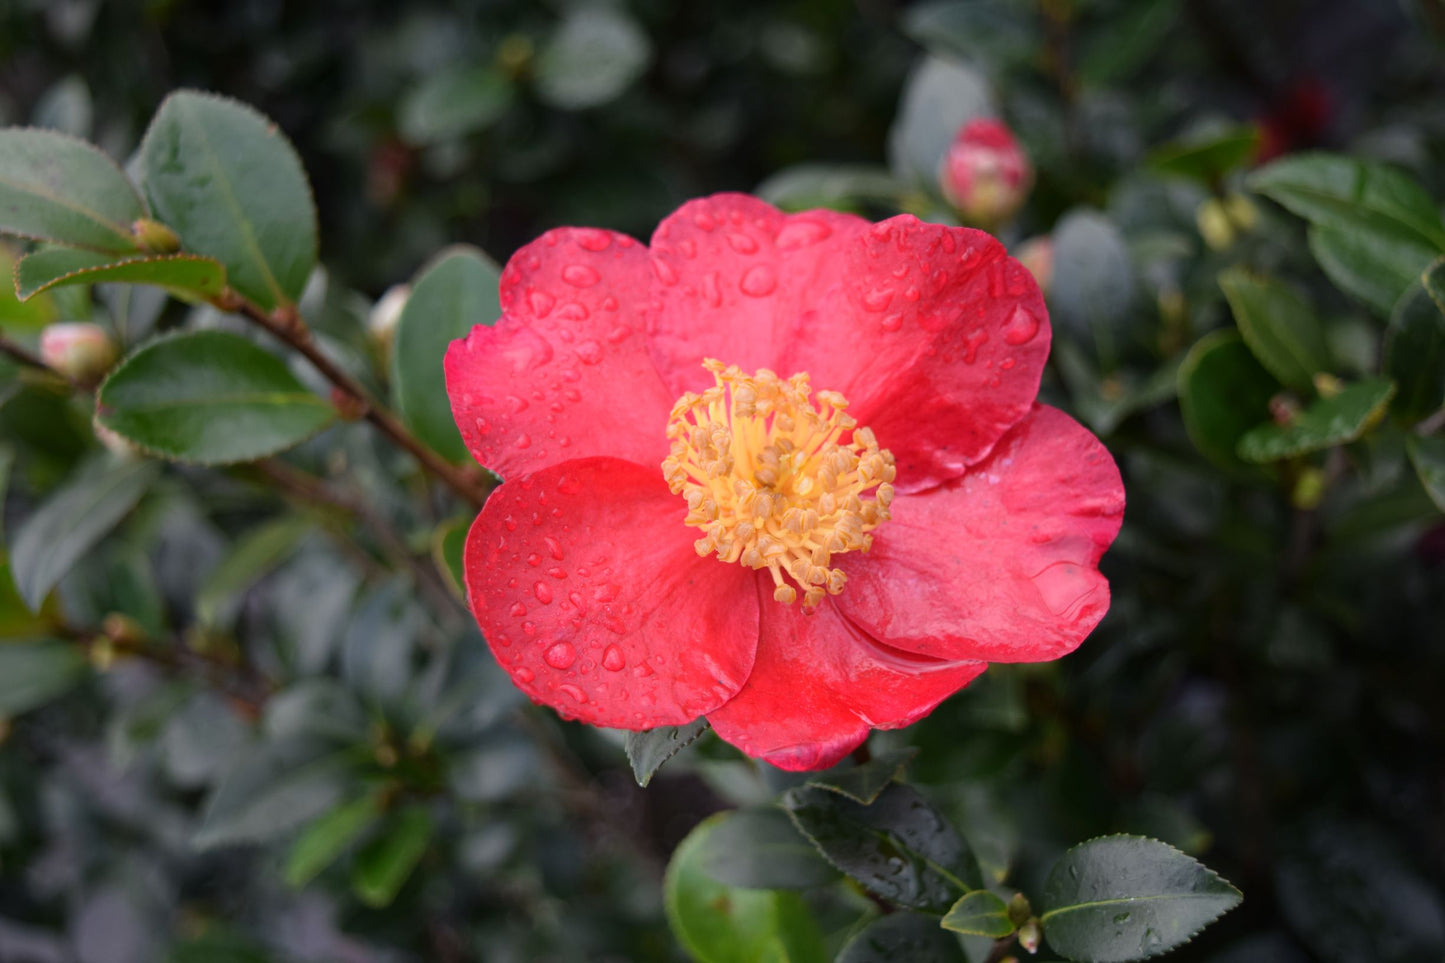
[196, 514, 311, 627]
[697, 808, 840, 890]
[195, 743, 357, 849]
[755, 164, 904, 212]
[15, 247, 226, 301]
[1, 242, 59, 327]
[1039, 835, 1242, 963]
[1308, 224, 1438, 319]
[1177, 330, 1278, 473]
[1384, 273, 1445, 424]
[805, 746, 918, 805]
[782, 783, 983, 912]
[836, 913, 966, 963]
[1075, 0, 1179, 86]
[1406, 435, 1445, 514]
[1149, 124, 1259, 183]
[392, 246, 500, 463]
[431, 514, 469, 600]
[10, 457, 160, 611]
[96, 330, 335, 464]
[941, 890, 1016, 938]
[1238, 379, 1395, 462]
[1218, 268, 1332, 392]
[351, 805, 433, 908]
[0, 128, 145, 253]
[887, 55, 994, 188]
[0, 639, 88, 716]
[535, 7, 653, 110]
[398, 66, 514, 145]
[1247, 153, 1445, 252]
[665, 813, 828, 963]
[625, 717, 711, 787]
[139, 90, 317, 311]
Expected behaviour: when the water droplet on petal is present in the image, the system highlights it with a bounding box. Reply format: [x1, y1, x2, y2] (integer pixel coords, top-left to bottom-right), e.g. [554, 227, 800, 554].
[521, 621, 536, 636]
[562, 264, 600, 287]
[499, 327, 554, 374]
[509, 602, 527, 617]
[556, 300, 590, 320]
[739, 265, 777, 297]
[547, 567, 567, 580]
[605, 325, 631, 344]
[526, 553, 542, 567]
[678, 239, 697, 258]
[963, 329, 988, 364]
[544, 536, 564, 560]
[544, 642, 576, 669]
[574, 340, 602, 365]
[533, 581, 554, 604]
[1003, 305, 1041, 345]
[514, 667, 535, 683]
[692, 211, 717, 231]
[514, 434, 532, 450]
[558, 683, 587, 703]
[702, 271, 722, 307]
[575, 228, 611, 251]
[881, 314, 903, 332]
[601, 645, 626, 671]
[653, 258, 678, 285]
[528, 289, 555, 317]
[776, 218, 832, 250]
[861, 288, 892, 312]
[726, 232, 759, 255]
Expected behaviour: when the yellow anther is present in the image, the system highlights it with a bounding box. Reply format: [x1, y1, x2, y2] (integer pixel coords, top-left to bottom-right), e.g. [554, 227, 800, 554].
[663, 359, 896, 607]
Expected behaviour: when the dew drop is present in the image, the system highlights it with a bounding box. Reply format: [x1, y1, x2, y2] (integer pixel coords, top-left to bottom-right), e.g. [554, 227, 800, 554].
[692, 211, 716, 231]
[528, 289, 555, 317]
[575, 228, 611, 251]
[605, 325, 631, 344]
[702, 271, 722, 308]
[514, 434, 532, 450]
[521, 621, 536, 636]
[1003, 305, 1042, 345]
[533, 581, 554, 604]
[558, 683, 587, 703]
[678, 239, 697, 258]
[499, 327, 554, 374]
[653, 257, 678, 285]
[776, 218, 832, 250]
[555, 301, 590, 321]
[474, 416, 491, 435]
[562, 387, 582, 403]
[568, 591, 585, 613]
[509, 601, 526, 617]
[632, 663, 654, 678]
[739, 265, 777, 297]
[525, 553, 541, 567]
[881, 313, 904, 332]
[601, 645, 626, 671]
[861, 288, 892, 313]
[963, 329, 989, 365]
[562, 264, 600, 288]
[601, 295, 619, 311]
[594, 583, 621, 602]
[544, 642, 576, 669]
[574, 340, 603, 365]
[544, 536, 564, 560]
[547, 567, 567, 580]
[1032, 562, 1097, 618]
[601, 614, 628, 635]
[727, 232, 759, 254]
[514, 667, 535, 683]
[903, 286, 920, 302]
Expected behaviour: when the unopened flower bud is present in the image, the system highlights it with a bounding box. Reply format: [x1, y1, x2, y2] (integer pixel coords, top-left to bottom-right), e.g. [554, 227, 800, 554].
[1017, 918, 1042, 955]
[40, 322, 117, 384]
[1196, 198, 1235, 250]
[368, 284, 410, 356]
[1006, 891, 1033, 926]
[131, 218, 182, 254]
[1014, 236, 1053, 295]
[939, 118, 1034, 228]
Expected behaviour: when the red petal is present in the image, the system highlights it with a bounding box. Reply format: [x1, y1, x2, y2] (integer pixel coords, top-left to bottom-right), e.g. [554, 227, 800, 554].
[647, 194, 870, 394]
[465, 457, 759, 729]
[836, 405, 1124, 663]
[445, 227, 675, 481]
[707, 595, 986, 772]
[782, 215, 1051, 492]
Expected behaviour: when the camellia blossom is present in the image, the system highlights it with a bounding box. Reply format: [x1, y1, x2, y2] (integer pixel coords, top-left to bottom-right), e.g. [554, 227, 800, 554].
[445, 193, 1124, 771]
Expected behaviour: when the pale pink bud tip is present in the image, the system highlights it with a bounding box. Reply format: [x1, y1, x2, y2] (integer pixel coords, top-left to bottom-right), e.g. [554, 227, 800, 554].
[39, 322, 118, 383]
[939, 117, 1034, 228]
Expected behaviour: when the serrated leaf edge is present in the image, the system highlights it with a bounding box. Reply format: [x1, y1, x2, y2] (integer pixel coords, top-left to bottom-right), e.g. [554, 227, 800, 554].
[15, 250, 226, 301]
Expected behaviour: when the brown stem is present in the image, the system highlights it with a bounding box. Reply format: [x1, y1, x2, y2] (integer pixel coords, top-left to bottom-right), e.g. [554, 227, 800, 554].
[982, 934, 1020, 963]
[213, 291, 493, 509]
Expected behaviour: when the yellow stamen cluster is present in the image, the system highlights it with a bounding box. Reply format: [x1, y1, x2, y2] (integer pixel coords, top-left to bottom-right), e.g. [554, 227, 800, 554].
[662, 359, 897, 607]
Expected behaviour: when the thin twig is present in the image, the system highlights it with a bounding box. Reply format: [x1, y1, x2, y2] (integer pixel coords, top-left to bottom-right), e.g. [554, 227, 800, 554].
[212, 291, 493, 509]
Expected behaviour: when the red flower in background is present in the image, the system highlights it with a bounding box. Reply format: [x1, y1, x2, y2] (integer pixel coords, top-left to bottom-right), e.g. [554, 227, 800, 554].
[446, 194, 1123, 771]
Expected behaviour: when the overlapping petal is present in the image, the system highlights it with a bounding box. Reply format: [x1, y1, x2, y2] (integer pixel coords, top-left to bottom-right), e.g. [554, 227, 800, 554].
[782, 216, 1051, 492]
[707, 595, 987, 771]
[647, 194, 870, 395]
[445, 227, 674, 481]
[835, 405, 1124, 664]
[465, 457, 760, 729]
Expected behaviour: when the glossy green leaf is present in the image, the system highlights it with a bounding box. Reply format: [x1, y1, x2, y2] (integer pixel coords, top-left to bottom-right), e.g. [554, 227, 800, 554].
[805, 746, 918, 805]
[398, 66, 513, 145]
[1076, 0, 1179, 86]
[392, 246, 500, 463]
[96, 330, 335, 464]
[1406, 435, 1445, 514]
[0, 639, 88, 716]
[1150, 124, 1259, 183]
[431, 514, 469, 600]
[697, 807, 840, 890]
[535, 7, 652, 110]
[352, 806, 433, 908]
[1247, 153, 1445, 251]
[1039, 835, 1241, 963]
[1, 242, 58, 327]
[10, 457, 160, 611]
[756, 164, 904, 212]
[1219, 268, 1331, 392]
[887, 55, 994, 188]
[1238, 379, 1394, 462]
[836, 913, 966, 963]
[1177, 331, 1278, 473]
[782, 783, 982, 912]
[941, 890, 1016, 938]
[196, 514, 311, 627]
[15, 247, 226, 301]
[665, 813, 828, 963]
[1384, 274, 1445, 424]
[139, 90, 317, 311]
[0, 128, 145, 253]
[195, 743, 356, 849]
[625, 717, 711, 787]
[1308, 224, 1437, 319]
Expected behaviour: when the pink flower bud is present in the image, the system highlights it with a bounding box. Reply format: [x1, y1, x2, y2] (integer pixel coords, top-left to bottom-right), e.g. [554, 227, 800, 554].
[1014, 236, 1053, 295]
[939, 118, 1034, 228]
[39, 322, 118, 384]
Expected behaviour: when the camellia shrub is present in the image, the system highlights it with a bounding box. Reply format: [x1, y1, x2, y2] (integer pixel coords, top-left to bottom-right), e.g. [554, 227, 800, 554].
[2, 3, 1444, 963]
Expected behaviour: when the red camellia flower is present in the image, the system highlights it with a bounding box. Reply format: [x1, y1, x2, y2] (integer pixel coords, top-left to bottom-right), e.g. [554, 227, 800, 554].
[445, 194, 1124, 771]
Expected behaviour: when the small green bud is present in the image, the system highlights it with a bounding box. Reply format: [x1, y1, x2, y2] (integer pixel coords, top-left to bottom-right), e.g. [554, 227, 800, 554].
[1006, 891, 1033, 926]
[40, 322, 118, 384]
[1196, 198, 1235, 250]
[131, 218, 182, 254]
[1017, 918, 1042, 954]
